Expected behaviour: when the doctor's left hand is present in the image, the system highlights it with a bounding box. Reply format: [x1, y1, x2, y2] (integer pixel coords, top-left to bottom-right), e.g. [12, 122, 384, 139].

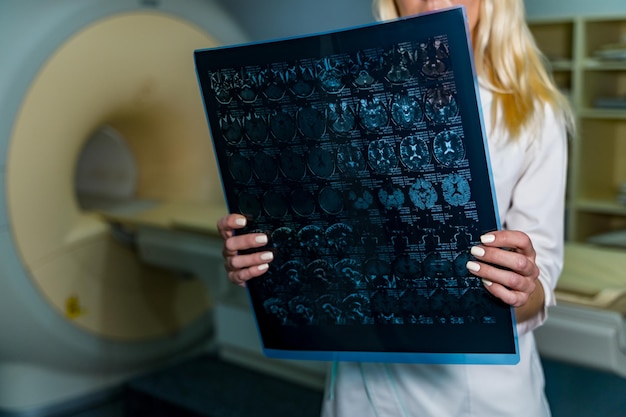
[217, 213, 274, 287]
[465, 230, 543, 321]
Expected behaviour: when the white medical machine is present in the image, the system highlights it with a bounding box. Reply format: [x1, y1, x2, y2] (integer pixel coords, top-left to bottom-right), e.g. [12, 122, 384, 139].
[0, 0, 248, 414]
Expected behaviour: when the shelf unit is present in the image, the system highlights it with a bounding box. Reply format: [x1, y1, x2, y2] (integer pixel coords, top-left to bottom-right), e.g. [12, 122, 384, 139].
[528, 17, 626, 377]
[529, 16, 626, 246]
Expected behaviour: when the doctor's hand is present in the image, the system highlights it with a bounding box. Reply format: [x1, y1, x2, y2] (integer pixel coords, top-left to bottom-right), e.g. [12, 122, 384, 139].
[217, 213, 273, 287]
[465, 230, 544, 323]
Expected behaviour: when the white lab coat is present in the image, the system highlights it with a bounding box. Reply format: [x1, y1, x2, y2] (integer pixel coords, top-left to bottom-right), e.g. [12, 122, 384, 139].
[320, 85, 568, 417]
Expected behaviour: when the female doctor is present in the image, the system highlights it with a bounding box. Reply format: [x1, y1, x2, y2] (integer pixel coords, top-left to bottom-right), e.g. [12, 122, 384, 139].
[217, 0, 574, 415]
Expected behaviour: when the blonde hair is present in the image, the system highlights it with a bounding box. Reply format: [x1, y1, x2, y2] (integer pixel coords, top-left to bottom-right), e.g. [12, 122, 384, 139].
[372, 0, 574, 139]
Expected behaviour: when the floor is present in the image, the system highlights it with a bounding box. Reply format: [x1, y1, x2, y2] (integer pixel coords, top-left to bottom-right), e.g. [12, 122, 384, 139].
[59, 357, 626, 417]
[542, 358, 626, 417]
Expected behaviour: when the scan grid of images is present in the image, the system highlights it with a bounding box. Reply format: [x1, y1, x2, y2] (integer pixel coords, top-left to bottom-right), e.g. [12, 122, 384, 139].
[197, 10, 517, 361]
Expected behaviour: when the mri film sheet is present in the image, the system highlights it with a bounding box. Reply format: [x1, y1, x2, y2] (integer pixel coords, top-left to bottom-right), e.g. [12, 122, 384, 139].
[195, 8, 519, 364]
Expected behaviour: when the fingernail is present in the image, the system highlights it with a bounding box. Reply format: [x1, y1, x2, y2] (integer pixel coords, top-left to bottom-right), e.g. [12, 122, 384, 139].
[480, 234, 496, 244]
[482, 278, 493, 287]
[466, 261, 481, 272]
[260, 251, 274, 261]
[235, 217, 247, 226]
[258, 263, 269, 271]
[255, 234, 268, 244]
[470, 246, 485, 257]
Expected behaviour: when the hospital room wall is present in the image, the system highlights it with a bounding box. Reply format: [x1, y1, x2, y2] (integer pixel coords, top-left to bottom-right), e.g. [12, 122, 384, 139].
[525, 0, 626, 19]
[211, 0, 626, 44]
[210, 0, 373, 42]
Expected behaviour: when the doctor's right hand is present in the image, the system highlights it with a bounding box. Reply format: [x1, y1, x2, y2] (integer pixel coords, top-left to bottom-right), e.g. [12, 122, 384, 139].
[217, 213, 274, 287]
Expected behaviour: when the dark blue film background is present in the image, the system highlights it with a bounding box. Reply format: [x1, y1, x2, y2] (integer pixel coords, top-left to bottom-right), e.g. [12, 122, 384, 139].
[195, 8, 518, 364]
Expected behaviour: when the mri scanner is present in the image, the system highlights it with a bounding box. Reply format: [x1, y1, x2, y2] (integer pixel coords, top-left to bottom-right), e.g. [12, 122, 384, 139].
[0, 0, 249, 414]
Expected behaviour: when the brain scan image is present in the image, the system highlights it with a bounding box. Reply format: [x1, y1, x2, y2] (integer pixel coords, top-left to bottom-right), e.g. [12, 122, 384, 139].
[427, 289, 455, 324]
[421, 228, 441, 252]
[433, 130, 465, 166]
[391, 93, 423, 129]
[316, 295, 343, 324]
[368, 139, 398, 175]
[306, 259, 333, 287]
[288, 63, 316, 98]
[244, 112, 268, 144]
[409, 178, 438, 210]
[424, 85, 458, 124]
[280, 261, 304, 288]
[307, 146, 335, 178]
[378, 184, 405, 210]
[327, 101, 356, 134]
[325, 222, 354, 254]
[279, 149, 307, 181]
[418, 38, 450, 78]
[363, 258, 392, 281]
[358, 97, 389, 131]
[346, 186, 374, 211]
[353, 68, 377, 89]
[237, 69, 260, 103]
[237, 191, 261, 220]
[423, 252, 453, 279]
[271, 227, 297, 254]
[453, 227, 473, 248]
[210, 70, 235, 104]
[392, 254, 423, 280]
[227, 153, 252, 184]
[371, 290, 401, 323]
[220, 113, 243, 145]
[318, 186, 344, 215]
[298, 225, 326, 253]
[341, 293, 370, 325]
[453, 251, 472, 277]
[400, 136, 431, 171]
[270, 109, 296, 143]
[262, 190, 289, 219]
[317, 57, 345, 94]
[442, 173, 471, 206]
[290, 188, 316, 217]
[253, 151, 279, 183]
[349, 51, 378, 89]
[297, 105, 326, 139]
[363, 258, 392, 284]
[383, 45, 414, 85]
[336, 143, 366, 176]
[334, 258, 367, 288]
[288, 295, 315, 325]
[261, 67, 287, 101]
[399, 289, 431, 324]
[263, 298, 288, 325]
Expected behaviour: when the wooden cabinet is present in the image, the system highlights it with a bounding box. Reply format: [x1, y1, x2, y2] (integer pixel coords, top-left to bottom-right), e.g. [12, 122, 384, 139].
[529, 16, 626, 246]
